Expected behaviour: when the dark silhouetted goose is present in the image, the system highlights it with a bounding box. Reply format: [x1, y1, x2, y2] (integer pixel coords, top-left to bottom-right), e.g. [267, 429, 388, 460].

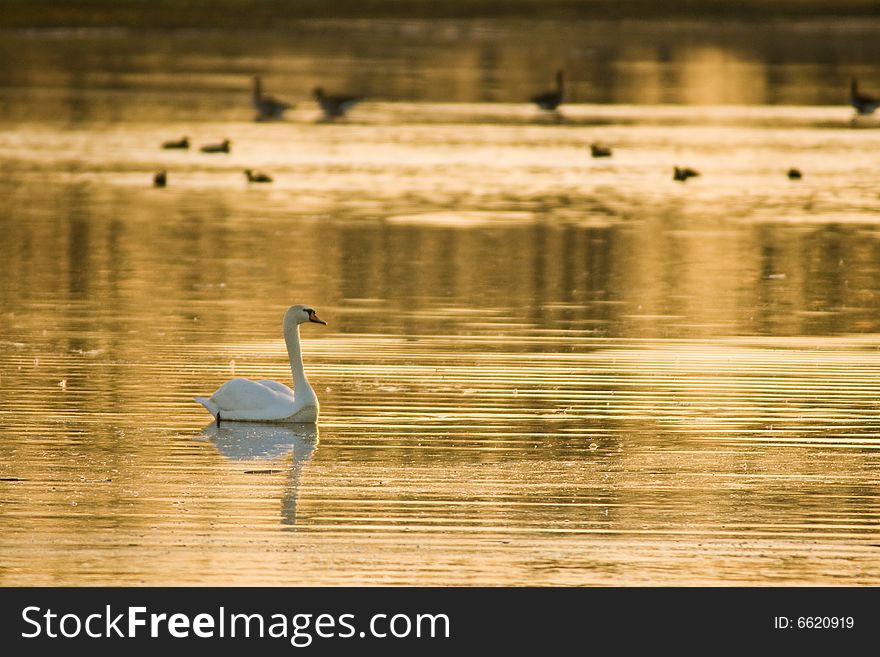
[530, 70, 565, 111]
[244, 169, 273, 183]
[673, 166, 700, 182]
[850, 79, 879, 115]
[200, 139, 230, 154]
[787, 168, 803, 180]
[154, 170, 167, 187]
[590, 143, 612, 158]
[162, 136, 189, 150]
[313, 87, 362, 119]
[253, 76, 293, 121]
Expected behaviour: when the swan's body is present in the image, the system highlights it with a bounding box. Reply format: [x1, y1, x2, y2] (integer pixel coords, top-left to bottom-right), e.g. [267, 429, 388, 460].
[195, 305, 327, 423]
[196, 377, 315, 422]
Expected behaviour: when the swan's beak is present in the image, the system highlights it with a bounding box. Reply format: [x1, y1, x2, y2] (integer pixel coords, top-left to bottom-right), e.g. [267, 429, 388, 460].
[309, 313, 327, 325]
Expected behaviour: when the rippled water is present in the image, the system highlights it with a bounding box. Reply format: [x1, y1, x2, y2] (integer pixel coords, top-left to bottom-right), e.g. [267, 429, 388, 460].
[2, 21, 880, 585]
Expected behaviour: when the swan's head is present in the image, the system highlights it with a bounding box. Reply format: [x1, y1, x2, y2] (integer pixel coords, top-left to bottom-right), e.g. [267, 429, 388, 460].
[284, 304, 327, 329]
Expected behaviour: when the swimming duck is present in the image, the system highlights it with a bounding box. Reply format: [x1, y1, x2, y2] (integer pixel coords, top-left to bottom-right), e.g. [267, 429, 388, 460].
[590, 143, 612, 158]
[244, 169, 273, 183]
[162, 136, 189, 150]
[673, 166, 700, 182]
[200, 139, 231, 154]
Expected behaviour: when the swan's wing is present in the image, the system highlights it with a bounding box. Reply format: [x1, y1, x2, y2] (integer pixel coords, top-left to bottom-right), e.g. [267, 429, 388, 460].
[205, 377, 296, 421]
[256, 379, 295, 398]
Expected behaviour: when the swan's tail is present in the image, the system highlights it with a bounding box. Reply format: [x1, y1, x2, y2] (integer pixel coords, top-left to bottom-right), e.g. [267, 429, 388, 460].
[194, 396, 220, 418]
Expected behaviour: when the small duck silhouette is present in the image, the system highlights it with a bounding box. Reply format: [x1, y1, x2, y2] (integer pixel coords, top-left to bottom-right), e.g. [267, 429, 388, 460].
[787, 168, 803, 180]
[590, 143, 612, 158]
[200, 139, 231, 154]
[153, 170, 167, 187]
[162, 136, 189, 150]
[673, 166, 700, 182]
[244, 169, 273, 183]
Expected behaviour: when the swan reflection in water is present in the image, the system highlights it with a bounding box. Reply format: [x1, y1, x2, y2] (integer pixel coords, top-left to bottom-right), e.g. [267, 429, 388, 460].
[196, 421, 318, 526]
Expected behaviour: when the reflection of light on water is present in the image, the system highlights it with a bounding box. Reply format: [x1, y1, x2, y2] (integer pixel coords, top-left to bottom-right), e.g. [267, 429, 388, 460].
[385, 210, 535, 228]
[676, 46, 768, 106]
[197, 422, 318, 526]
[2, 27, 880, 583]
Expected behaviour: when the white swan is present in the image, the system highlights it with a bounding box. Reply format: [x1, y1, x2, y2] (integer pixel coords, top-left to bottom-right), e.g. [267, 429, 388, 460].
[194, 304, 327, 423]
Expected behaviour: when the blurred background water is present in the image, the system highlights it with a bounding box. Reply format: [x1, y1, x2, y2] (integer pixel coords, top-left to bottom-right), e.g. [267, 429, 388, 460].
[1, 17, 880, 585]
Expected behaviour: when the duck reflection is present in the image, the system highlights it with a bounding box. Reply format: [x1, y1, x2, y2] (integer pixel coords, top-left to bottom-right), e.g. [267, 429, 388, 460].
[198, 422, 318, 526]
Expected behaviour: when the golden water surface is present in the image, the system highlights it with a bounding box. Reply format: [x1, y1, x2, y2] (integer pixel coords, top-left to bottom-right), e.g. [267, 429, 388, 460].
[1, 20, 880, 585]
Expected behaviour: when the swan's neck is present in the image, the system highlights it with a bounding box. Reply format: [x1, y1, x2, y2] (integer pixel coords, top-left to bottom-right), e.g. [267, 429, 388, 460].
[284, 324, 312, 393]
